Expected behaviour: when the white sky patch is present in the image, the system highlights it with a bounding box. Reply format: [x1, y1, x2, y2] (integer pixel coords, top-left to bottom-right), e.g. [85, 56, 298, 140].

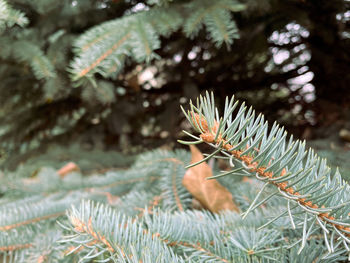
[187, 51, 197, 60]
[138, 67, 157, 84]
[288, 72, 314, 85]
[173, 54, 182, 63]
[301, 83, 315, 93]
[299, 52, 311, 61]
[131, 3, 149, 13]
[297, 66, 309, 74]
[273, 50, 290, 64]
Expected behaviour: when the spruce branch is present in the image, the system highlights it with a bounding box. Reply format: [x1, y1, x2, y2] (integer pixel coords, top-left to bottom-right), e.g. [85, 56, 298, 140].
[180, 91, 350, 258]
[0, 227, 34, 262]
[70, 0, 244, 84]
[0, 38, 56, 82]
[60, 200, 184, 262]
[0, 194, 75, 232]
[61, 200, 285, 262]
[2, 146, 341, 261]
[25, 230, 65, 263]
[0, 0, 28, 29]
[132, 150, 192, 211]
[143, 208, 283, 262]
[0, 243, 31, 252]
[13, 41, 56, 80]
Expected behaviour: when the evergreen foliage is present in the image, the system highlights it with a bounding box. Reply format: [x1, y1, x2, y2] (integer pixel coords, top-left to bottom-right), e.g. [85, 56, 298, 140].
[69, 0, 243, 84]
[0, 0, 244, 160]
[0, 0, 28, 29]
[1, 93, 350, 262]
[1, 0, 349, 163]
[180, 92, 350, 261]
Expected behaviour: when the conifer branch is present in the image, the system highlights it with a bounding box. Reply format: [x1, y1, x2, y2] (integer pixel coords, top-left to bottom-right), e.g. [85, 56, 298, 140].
[0, 0, 28, 29]
[70, 0, 244, 83]
[132, 150, 192, 211]
[0, 243, 32, 252]
[75, 33, 131, 78]
[0, 212, 64, 231]
[60, 200, 183, 262]
[180, 92, 350, 257]
[171, 164, 184, 211]
[2, 141, 344, 260]
[0, 39, 57, 81]
[0, 195, 73, 232]
[135, 195, 162, 218]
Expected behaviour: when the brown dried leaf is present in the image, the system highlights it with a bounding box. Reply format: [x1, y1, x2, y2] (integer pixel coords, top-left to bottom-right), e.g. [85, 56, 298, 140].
[182, 145, 239, 213]
[57, 162, 79, 178]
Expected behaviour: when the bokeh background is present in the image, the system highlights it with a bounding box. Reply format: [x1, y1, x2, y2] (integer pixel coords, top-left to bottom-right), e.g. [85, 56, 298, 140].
[1, 0, 350, 177]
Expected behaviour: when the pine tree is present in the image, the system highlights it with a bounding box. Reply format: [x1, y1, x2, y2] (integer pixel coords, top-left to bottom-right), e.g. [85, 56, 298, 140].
[1, 92, 350, 262]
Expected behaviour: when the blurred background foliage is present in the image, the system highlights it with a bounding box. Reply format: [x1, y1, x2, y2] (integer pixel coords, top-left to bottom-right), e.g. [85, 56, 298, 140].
[0, 0, 349, 176]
